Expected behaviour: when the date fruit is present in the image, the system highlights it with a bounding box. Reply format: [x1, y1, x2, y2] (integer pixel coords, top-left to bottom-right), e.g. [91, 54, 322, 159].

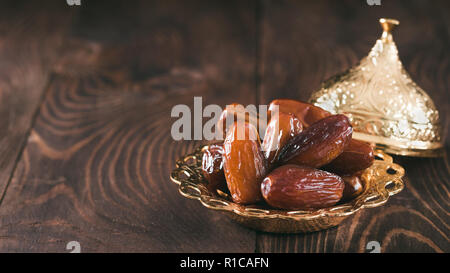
[268, 99, 331, 127]
[341, 173, 364, 202]
[217, 103, 262, 140]
[223, 122, 268, 204]
[278, 114, 353, 168]
[261, 164, 344, 210]
[201, 144, 227, 192]
[261, 112, 303, 167]
[324, 139, 374, 175]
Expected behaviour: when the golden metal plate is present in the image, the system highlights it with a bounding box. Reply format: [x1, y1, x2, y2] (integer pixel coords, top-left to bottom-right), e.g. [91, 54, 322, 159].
[170, 145, 405, 233]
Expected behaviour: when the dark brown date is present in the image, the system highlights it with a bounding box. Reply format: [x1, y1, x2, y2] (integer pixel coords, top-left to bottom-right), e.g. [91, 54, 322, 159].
[341, 173, 364, 202]
[324, 139, 375, 175]
[223, 122, 268, 204]
[201, 144, 227, 192]
[261, 112, 303, 167]
[278, 114, 353, 168]
[261, 164, 344, 210]
[268, 99, 331, 127]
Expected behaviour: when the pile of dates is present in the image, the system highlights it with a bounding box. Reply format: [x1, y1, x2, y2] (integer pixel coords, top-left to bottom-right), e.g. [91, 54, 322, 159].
[201, 99, 374, 210]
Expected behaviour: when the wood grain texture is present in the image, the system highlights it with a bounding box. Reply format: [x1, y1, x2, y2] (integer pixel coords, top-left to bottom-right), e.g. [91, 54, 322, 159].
[0, 1, 74, 200]
[256, 0, 450, 253]
[0, 0, 258, 252]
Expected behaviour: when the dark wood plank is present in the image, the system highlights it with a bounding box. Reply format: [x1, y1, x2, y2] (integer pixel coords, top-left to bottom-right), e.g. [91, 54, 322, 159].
[0, 0, 259, 252]
[1, 0, 448, 253]
[256, 0, 450, 252]
[0, 1, 74, 201]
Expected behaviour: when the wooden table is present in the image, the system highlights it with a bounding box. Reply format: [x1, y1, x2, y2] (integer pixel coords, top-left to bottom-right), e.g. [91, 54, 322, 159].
[0, 0, 448, 253]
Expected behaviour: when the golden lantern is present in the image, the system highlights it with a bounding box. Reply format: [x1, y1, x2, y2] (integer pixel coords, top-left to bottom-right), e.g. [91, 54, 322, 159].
[310, 18, 443, 157]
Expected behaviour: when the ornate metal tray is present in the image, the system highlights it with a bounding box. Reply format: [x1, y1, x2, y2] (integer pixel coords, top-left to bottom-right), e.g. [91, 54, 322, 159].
[170, 145, 405, 233]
